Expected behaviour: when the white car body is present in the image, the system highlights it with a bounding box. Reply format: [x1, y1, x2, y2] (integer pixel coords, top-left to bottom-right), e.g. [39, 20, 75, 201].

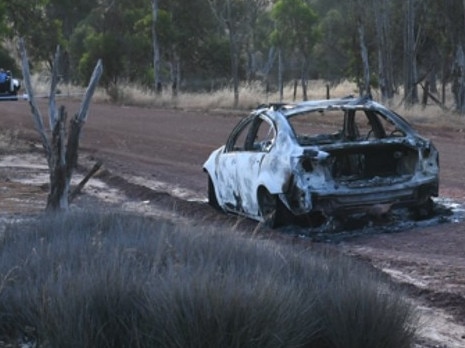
[203, 97, 439, 227]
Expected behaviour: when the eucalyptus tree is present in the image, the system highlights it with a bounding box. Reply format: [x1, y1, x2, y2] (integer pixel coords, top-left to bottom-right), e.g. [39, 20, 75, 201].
[242, 0, 270, 82]
[157, 0, 221, 94]
[313, 7, 350, 85]
[69, 0, 152, 98]
[42, 0, 95, 81]
[4, 0, 64, 67]
[208, 0, 269, 106]
[271, 0, 318, 101]
[431, 0, 465, 111]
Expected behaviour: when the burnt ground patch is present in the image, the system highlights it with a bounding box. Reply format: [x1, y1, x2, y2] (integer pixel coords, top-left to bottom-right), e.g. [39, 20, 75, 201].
[93, 163, 462, 244]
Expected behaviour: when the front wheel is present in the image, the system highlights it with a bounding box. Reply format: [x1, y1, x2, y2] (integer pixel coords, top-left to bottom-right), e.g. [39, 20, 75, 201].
[207, 175, 221, 210]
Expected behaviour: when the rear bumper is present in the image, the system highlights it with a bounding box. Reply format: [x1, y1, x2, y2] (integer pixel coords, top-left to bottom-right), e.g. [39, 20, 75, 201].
[284, 177, 438, 216]
[313, 181, 438, 215]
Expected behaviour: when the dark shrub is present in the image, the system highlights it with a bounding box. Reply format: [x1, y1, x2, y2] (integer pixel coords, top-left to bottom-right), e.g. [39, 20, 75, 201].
[0, 211, 417, 347]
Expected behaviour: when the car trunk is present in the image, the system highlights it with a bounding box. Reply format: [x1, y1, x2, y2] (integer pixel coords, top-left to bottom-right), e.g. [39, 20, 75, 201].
[325, 142, 418, 187]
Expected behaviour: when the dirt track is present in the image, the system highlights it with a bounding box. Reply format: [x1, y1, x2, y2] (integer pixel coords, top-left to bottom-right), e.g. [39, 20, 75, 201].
[2, 99, 465, 346]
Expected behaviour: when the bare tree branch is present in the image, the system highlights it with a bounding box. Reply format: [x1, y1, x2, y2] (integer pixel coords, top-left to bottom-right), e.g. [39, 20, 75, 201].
[18, 38, 52, 164]
[48, 46, 61, 131]
[77, 59, 103, 123]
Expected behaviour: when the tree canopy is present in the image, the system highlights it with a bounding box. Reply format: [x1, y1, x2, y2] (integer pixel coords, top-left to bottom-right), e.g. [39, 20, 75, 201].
[1, 0, 465, 108]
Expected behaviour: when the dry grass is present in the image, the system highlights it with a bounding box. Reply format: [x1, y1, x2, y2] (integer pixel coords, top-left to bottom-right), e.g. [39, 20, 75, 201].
[0, 211, 418, 347]
[28, 74, 465, 129]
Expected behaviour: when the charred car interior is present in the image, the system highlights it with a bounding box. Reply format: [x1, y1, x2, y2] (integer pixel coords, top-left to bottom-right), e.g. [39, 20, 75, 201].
[203, 96, 439, 228]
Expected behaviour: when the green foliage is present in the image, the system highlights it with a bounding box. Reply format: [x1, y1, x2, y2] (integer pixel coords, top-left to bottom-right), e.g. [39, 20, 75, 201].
[0, 0, 465, 102]
[70, 1, 152, 91]
[0, 46, 19, 74]
[3, 0, 63, 65]
[45, 0, 95, 38]
[313, 8, 349, 82]
[194, 36, 231, 78]
[69, 24, 93, 83]
[0, 2, 8, 36]
[271, 0, 318, 52]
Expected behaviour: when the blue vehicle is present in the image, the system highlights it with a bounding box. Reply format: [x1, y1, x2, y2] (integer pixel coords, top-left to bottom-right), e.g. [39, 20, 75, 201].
[0, 70, 21, 101]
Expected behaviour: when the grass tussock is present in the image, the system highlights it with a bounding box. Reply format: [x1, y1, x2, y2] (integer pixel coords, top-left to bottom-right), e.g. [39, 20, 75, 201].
[0, 211, 417, 348]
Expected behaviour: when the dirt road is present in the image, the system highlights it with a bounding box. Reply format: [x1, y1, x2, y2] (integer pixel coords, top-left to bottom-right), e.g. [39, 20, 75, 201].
[2, 99, 465, 346]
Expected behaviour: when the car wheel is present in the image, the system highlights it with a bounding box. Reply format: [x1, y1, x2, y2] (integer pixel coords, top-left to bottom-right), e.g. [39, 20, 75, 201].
[410, 197, 434, 220]
[258, 188, 278, 227]
[207, 175, 221, 210]
[257, 188, 292, 228]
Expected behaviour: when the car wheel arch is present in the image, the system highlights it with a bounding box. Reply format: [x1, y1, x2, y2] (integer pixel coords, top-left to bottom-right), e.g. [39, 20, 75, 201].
[256, 185, 294, 227]
[256, 186, 276, 223]
[205, 170, 222, 210]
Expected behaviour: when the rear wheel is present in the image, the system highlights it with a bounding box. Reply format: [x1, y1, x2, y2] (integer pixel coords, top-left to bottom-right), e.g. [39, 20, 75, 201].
[410, 197, 434, 220]
[207, 175, 221, 210]
[257, 188, 291, 228]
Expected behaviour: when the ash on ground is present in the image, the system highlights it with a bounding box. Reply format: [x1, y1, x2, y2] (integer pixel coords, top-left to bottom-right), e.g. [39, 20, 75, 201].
[280, 197, 463, 242]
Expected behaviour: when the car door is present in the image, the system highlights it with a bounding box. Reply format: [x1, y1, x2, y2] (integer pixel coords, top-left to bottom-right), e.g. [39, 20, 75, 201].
[214, 116, 254, 211]
[218, 114, 277, 216]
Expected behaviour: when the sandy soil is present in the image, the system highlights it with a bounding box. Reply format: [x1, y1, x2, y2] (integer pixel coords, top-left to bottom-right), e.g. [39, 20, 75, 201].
[1, 99, 465, 347]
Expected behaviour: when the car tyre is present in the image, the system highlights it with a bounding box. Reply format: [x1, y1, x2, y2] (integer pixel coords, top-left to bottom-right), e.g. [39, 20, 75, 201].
[207, 175, 221, 210]
[410, 197, 434, 220]
[258, 188, 291, 228]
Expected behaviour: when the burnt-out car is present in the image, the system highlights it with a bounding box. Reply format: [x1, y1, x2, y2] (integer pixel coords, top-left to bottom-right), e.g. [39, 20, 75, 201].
[203, 96, 439, 227]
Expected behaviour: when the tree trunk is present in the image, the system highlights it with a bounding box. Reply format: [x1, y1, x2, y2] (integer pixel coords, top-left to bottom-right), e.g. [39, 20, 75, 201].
[404, 0, 418, 106]
[151, 0, 162, 94]
[293, 79, 298, 101]
[358, 21, 371, 97]
[452, 45, 465, 114]
[208, 0, 268, 107]
[229, 34, 240, 108]
[300, 55, 309, 101]
[421, 81, 429, 107]
[170, 52, 180, 98]
[374, 0, 394, 101]
[246, 40, 256, 83]
[47, 106, 69, 211]
[261, 47, 275, 96]
[278, 49, 283, 102]
[427, 69, 438, 94]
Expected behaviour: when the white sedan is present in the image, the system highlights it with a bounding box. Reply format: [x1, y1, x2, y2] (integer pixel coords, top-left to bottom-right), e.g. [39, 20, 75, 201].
[203, 96, 439, 227]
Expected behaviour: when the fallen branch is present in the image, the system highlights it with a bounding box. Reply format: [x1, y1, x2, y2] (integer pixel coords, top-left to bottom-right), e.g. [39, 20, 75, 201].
[69, 160, 103, 202]
[419, 82, 449, 111]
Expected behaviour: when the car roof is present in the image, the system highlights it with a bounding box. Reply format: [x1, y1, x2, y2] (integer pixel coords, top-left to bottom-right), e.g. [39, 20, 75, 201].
[255, 96, 417, 135]
[261, 95, 372, 115]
